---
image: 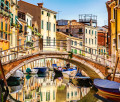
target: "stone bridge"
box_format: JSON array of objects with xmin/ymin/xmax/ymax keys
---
[
  {"xmin": 0, "ymin": 39, "xmax": 112, "ymax": 85},
  {"xmin": 2, "ymin": 51, "xmax": 108, "ymax": 80}
]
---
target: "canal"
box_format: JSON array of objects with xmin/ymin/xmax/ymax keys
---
[{"xmin": 0, "ymin": 71, "xmax": 116, "ymax": 102}]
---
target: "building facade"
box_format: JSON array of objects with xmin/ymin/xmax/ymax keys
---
[
  {"xmin": 0, "ymin": 0, "xmax": 11, "ymax": 51},
  {"xmin": 106, "ymin": 0, "xmax": 120, "ymax": 72}
]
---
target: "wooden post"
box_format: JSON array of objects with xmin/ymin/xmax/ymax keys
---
[
  {"xmin": 112, "ymin": 56, "xmax": 119, "ymax": 81},
  {"xmin": 0, "ymin": 60, "xmax": 7, "ymax": 86}
]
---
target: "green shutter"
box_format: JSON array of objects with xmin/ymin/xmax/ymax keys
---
[
  {"xmin": 67, "ymin": 93, "xmax": 69, "ymax": 98},
  {"xmin": 5, "ymin": 24, "xmax": 7, "ymax": 31},
  {"xmin": 15, "ymin": 16, "xmax": 18, "ymax": 25},
  {"xmin": 1, "ymin": 22, "xmax": 3, "ymax": 30},
  {"xmin": 53, "ymin": 91, "xmax": 55, "ymax": 100},
  {"xmin": 41, "ymin": 20, "xmax": 44, "ymax": 29},
  {"xmin": 47, "ymin": 22, "xmax": 48, "ymax": 30}
]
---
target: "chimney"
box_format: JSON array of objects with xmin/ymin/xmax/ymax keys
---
[{"xmin": 37, "ymin": 3, "xmax": 43, "ymax": 8}]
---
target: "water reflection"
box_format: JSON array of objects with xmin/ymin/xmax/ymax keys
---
[{"xmin": 6, "ymin": 71, "xmax": 93, "ymax": 102}]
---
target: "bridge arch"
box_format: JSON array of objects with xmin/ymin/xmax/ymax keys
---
[{"xmin": 4, "ymin": 51, "xmax": 105, "ymax": 79}]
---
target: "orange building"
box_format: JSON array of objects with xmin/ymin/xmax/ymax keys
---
[{"xmin": 0, "ymin": 0, "xmax": 11, "ymax": 51}]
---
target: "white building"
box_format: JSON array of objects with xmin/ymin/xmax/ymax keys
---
[
  {"xmin": 85, "ymin": 26, "xmax": 98, "ymax": 59},
  {"xmin": 26, "ymin": 13, "xmax": 33, "ymax": 42}
]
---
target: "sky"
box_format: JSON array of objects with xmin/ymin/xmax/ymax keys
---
[{"xmin": 22, "ymin": 0, "xmax": 108, "ymax": 26}]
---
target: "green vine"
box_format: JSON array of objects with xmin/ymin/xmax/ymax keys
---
[{"xmin": 68, "ymin": 51, "xmax": 73, "ymax": 58}]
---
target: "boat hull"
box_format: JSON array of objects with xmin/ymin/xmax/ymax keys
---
[{"xmin": 94, "ymin": 79, "xmax": 120, "ymax": 96}]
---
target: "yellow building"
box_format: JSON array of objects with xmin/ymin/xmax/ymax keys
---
[
  {"xmin": 10, "ymin": 0, "xmax": 19, "ymax": 49},
  {"xmin": 106, "ymin": 0, "xmax": 120, "ymax": 72},
  {"xmin": 0, "ymin": 0, "xmax": 11, "ymax": 51}
]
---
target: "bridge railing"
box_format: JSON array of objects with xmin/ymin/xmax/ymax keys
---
[
  {"xmin": 42, "ymin": 38, "xmax": 114, "ymax": 68},
  {"xmin": 0, "ymin": 39, "xmax": 41, "ymax": 63},
  {"xmin": 0, "ymin": 38, "xmax": 114, "ymax": 69}
]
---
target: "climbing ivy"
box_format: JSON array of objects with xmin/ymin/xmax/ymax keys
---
[{"xmin": 68, "ymin": 51, "xmax": 73, "ymax": 58}]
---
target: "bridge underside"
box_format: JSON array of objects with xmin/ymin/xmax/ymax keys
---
[{"xmin": 1, "ymin": 51, "xmax": 106, "ymax": 79}]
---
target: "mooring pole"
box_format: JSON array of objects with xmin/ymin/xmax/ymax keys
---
[{"xmin": 0, "ymin": 60, "xmax": 7, "ymax": 87}]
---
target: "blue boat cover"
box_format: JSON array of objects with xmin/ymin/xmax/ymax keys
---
[
  {"xmin": 52, "ymin": 64, "xmax": 57, "ymax": 67},
  {"xmin": 94, "ymin": 79, "xmax": 120, "ymax": 90}
]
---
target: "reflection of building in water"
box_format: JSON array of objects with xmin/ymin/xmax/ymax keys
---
[
  {"xmin": 9, "ymin": 74, "xmax": 57, "ymax": 102},
  {"xmin": 66, "ymin": 84, "xmax": 90, "ymax": 101}
]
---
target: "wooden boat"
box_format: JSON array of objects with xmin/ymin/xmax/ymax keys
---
[
  {"xmin": 62, "ymin": 67, "xmax": 77, "ymax": 78},
  {"xmin": 94, "ymin": 79, "xmax": 120, "ymax": 97}
]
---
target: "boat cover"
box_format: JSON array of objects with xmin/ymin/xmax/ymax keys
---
[{"xmin": 94, "ymin": 79, "xmax": 120, "ymax": 90}]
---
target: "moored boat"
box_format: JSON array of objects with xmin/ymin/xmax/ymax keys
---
[
  {"xmin": 34, "ymin": 67, "xmax": 47, "ymax": 73},
  {"xmin": 94, "ymin": 79, "xmax": 120, "ymax": 96}
]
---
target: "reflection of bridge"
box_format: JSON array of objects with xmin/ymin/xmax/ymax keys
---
[{"xmin": 0, "ymin": 38, "xmax": 113, "ymax": 84}]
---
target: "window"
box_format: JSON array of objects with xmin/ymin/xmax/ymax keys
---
[
  {"xmin": 40, "ymin": 92, "xmax": 43, "ymax": 101},
  {"xmin": 79, "ymin": 50, "xmax": 82, "ymax": 54},
  {"xmin": 89, "ymin": 30, "xmax": 91, "ymax": 34},
  {"xmin": 54, "ymin": 24, "xmax": 55, "ymax": 32},
  {"xmin": 92, "ymin": 30, "xmax": 93, "ymax": 35},
  {"xmin": 75, "ymin": 92, "xmax": 77, "ymax": 96},
  {"xmin": 6, "ymin": 1, "xmax": 9, "ymax": 10},
  {"xmin": 101, "ymin": 49, "xmax": 103, "ymax": 54},
  {"xmin": 86, "ymin": 38, "xmax": 87, "ymax": 43},
  {"xmin": 1, "ymin": 32, "xmax": 3, "ymax": 38},
  {"xmin": 71, "ymin": 92, "xmax": 73, "ymax": 97},
  {"xmin": 95, "ymin": 39, "xmax": 96, "ymax": 45},
  {"xmin": 71, "ymin": 41, "xmax": 73, "ymax": 45},
  {"xmin": 42, "ymin": 11, "xmax": 44, "ymax": 15},
  {"xmin": 49, "ymin": 22, "xmax": 51, "ymax": 30},
  {"xmin": 92, "ymin": 39, "xmax": 93, "ymax": 44},
  {"xmin": 1, "ymin": 22, "xmax": 3, "ymax": 30},
  {"xmin": 80, "ymin": 42, "xmax": 82, "ymax": 46},
  {"xmin": 1, "ymin": 0, "xmax": 4, "ymax": 8},
  {"xmin": 47, "ymin": 13, "xmax": 50, "ymax": 17},
  {"xmin": 5, "ymin": 24, "xmax": 7, "ymax": 31},
  {"xmin": 5, "ymin": 33, "xmax": 7, "ymax": 40},
  {"xmin": 54, "ymin": 38, "xmax": 55, "ymax": 46},
  {"xmin": 74, "ymin": 41, "xmax": 77, "ymax": 46},
  {"xmin": 89, "ymin": 38, "xmax": 90, "ymax": 44},
  {"xmin": 30, "ymin": 20, "xmax": 32, "ymax": 26},
  {"xmin": 99, "ymin": 49, "xmax": 100, "ymax": 54},
  {"xmin": 104, "ymin": 49, "xmax": 105, "ymax": 55},
  {"xmin": 79, "ymin": 28, "xmax": 82, "ymax": 33},
  {"xmin": 53, "ymin": 91, "xmax": 55, "ymax": 100},
  {"xmin": 86, "ymin": 29, "xmax": 87, "ymax": 34},
  {"xmin": 15, "ymin": 16, "xmax": 18, "ymax": 25},
  {"xmin": 95, "ymin": 31, "xmax": 97, "ymax": 36},
  {"xmin": 47, "ymin": 22, "xmax": 48, "ymax": 30},
  {"xmin": 89, "ymin": 48, "xmax": 91, "ymax": 54},
  {"xmin": 41, "ymin": 20, "xmax": 44, "ymax": 29},
  {"xmin": 113, "ymin": 8, "xmax": 115, "ymax": 19},
  {"xmin": 54, "ymin": 15, "xmax": 56, "ymax": 19},
  {"xmin": 74, "ymin": 49, "xmax": 77, "ymax": 54},
  {"xmin": 86, "ymin": 48, "xmax": 87, "ymax": 52},
  {"xmin": 67, "ymin": 93, "xmax": 69, "ymax": 99},
  {"xmin": 27, "ymin": 19, "xmax": 28, "ymax": 25}
]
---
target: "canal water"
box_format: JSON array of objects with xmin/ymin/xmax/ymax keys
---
[{"xmin": 1, "ymin": 71, "xmax": 115, "ymax": 102}]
